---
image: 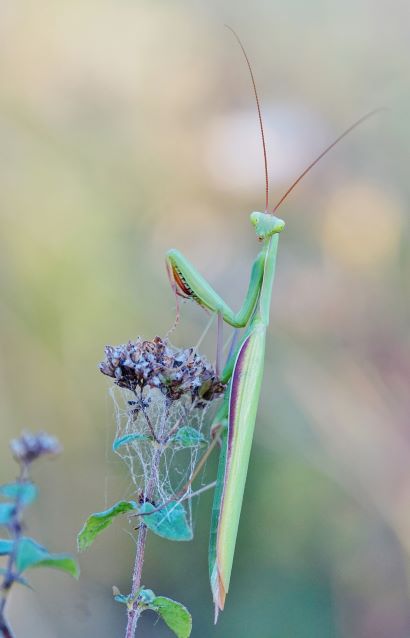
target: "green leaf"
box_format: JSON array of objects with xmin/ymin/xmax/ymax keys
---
[
  {"xmin": 170, "ymin": 427, "xmax": 207, "ymax": 448},
  {"xmin": 0, "ymin": 539, "xmax": 13, "ymax": 555},
  {"xmin": 138, "ymin": 502, "xmax": 192, "ymax": 541},
  {"xmin": 77, "ymin": 500, "xmax": 137, "ymax": 551},
  {"xmin": 15, "ymin": 537, "xmax": 79, "ymax": 578},
  {"xmin": 0, "ymin": 482, "xmax": 37, "ymax": 506},
  {"xmin": 0, "ymin": 503, "xmax": 15, "ymax": 525},
  {"xmin": 113, "ymin": 433, "xmax": 151, "ymax": 451},
  {"xmin": 150, "ymin": 596, "xmax": 192, "ymax": 638}
]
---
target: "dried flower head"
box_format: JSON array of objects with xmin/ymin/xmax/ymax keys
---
[
  {"xmin": 10, "ymin": 431, "xmax": 62, "ymax": 465},
  {"xmin": 100, "ymin": 336, "xmax": 225, "ymax": 405}
]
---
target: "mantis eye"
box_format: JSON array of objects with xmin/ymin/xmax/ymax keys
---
[{"xmin": 250, "ymin": 211, "xmax": 285, "ymax": 240}]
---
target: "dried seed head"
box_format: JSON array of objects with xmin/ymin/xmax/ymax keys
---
[
  {"xmin": 10, "ymin": 431, "xmax": 62, "ymax": 465},
  {"xmin": 100, "ymin": 336, "xmax": 225, "ymax": 405}
]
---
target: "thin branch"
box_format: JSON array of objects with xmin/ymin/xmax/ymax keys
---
[
  {"xmin": 125, "ymin": 439, "xmax": 163, "ymax": 638},
  {"xmin": 0, "ymin": 466, "xmax": 26, "ymax": 638},
  {"xmin": 142, "ymin": 410, "xmax": 159, "ymax": 444},
  {"xmin": 180, "ymin": 481, "xmax": 216, "ymax": 501},
  {"xmin": 125, "ymin": 524, "xmax": 148, "ymax": 638},
  {"xmin": 0, "ymin": 619, "xmax": 15, "ymax": 638}
]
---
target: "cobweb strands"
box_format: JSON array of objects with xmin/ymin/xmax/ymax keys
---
[{"xmin": 100, "ymin": 337, "xmax": 225, "ymax": 535}]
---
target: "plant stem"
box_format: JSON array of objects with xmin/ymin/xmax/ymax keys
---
[
  {"xmin": 0, "ymin": 618, "xmax": 15, "ymax": 638},
  {"xmin": 0, "ymin": 467, "xmax": 26, "ymax": 638},
  {"xmin": 125, "ymin": 438, "xmax": 163, "ymax": 638},
  {"xmin": 125, "ymin": 523, "xmax": 148, "ymax": 638}
]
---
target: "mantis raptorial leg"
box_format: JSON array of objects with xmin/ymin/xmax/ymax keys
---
[{"xmin": 166, "ymin": 27, "xmax": 383, "ymax": 622}]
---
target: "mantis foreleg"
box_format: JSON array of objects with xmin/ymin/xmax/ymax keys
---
[{"xmin": 166, "ymin": 248, "xmax": 265, "ymax": 328}]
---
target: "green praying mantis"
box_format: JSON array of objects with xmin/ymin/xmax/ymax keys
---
[{"xmin": 166, "ymin": 29, "xmax": 382, "ymax": 622}]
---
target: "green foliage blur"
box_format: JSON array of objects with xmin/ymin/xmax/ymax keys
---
[{"xmin": 0, "ymin": 1, "xmax": 409, "ymax": 636}]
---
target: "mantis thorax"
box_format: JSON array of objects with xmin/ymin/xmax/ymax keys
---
[{"xmin": 250, "ymin": 211, "xmax": 285, "ymax": 241}]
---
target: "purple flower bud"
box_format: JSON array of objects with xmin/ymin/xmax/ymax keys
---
[{"xmin": 10, "ymin": 431, "xmax": 62, "ymax": 465}]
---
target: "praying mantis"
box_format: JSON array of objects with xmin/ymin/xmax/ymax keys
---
[{"xmin": 166, "ymin": 28, "xmax": 382, "ymax": 622}]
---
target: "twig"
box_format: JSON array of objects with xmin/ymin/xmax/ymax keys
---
[
  {"xmin": 125, "ymin": 439, "xmax": 163, "ymax": 637},
  {"xmin": 161, "ymin": 414, "xmax": 184, "ymax": 446},
  {"xmin": 0, "ymin": 467, "xmax": 26, "ymax": 638},
  {"xmin": 141, "ymin": 408, "xmax": 160, "ymax": 444},
  {"xmin": 180, "ymin": 481, "xmax": 216, "ymax": 501},
  {"xmin": 0, "ymin": 619, "xmax": 15, "ymax": 638},
  {"xmin": 125, "ymin": 523, "xmax": 148, "ymax": 638}
]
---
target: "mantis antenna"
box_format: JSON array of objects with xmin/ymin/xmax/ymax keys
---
[
  {"xmin": 226, "ymin": 26, "xmax": 385, "ymax": 217},
  {"xmin": 272, "ymin": 107, "xmax": 387, "ymax": 213},
  {"xmin": 225, "ymin": 25, "xmax": 270, "ymax": 212}
]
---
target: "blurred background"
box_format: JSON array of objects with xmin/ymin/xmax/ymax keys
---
[{"xmin": 0, "ymin": 1, "xmax": 409, "ymax": 636}]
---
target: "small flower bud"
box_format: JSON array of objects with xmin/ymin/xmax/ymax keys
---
[{"xmin": 10, "ymin": 431, "xmax": 62, "ymax": 465}]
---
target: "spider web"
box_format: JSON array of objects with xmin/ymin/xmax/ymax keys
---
[{"xmin": 110, "ymin": 384, "xmax": 216, "ymax": 534}]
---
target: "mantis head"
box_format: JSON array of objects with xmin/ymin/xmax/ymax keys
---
[{"xmin": 250, "ymin": 212, "xmax": 285, "ymax": 241}]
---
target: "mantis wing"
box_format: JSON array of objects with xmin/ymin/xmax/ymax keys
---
[{"xmin": 209, "ymin": 322, "xmax": 266, "ymax": 620}]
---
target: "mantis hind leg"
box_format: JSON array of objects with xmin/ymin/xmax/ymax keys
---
[{"xmin": 215, "ymin": 312, "xmax": 224, "ymax": 378}]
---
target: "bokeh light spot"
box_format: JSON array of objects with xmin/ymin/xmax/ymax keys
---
[{"xmin": 322, "ymin": 183, "xmax": 402, "ymax": 270}]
